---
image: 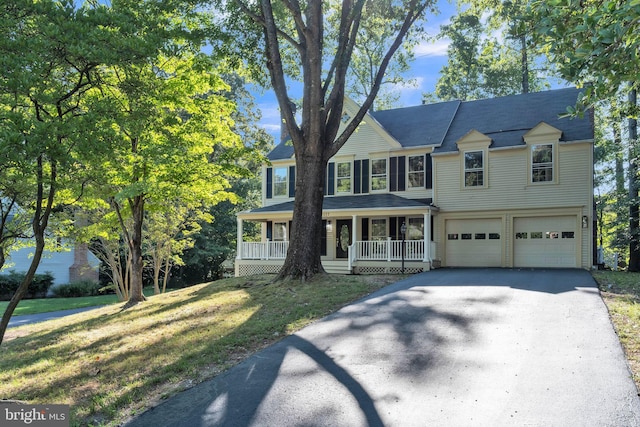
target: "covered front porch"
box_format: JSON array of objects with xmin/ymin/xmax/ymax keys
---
[{"xmin": 235, "ymin": 194, "xmax": 439, "ymax": 276}]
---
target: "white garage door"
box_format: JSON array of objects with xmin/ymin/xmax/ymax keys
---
[
  {"xmin": 445, "ymin": 219, "xmax": 502, "ymax": 267},
  {"xmin": 513, "ymin": 216, "xmax": 577, "ymax": 268}
]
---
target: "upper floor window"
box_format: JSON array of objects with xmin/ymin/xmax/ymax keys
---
[
  {"xmin": 408, "ymin": 155, "xmax": 425, "ymax": 188},
  {"xmin": 532, "ymin": 144, "xmax": 553, "ymax": 182},
  {"xmin": 371, "ymin": 159, "xmax": 387, "ymax": 191},
  {"xmin": 273, "ymin": 167, "xmax": 288, "ymax": 196},
  {"xmin": 464, "ymin": 151, "xmax": 484, "ymax": 187},
  {"xmin": 336, "ymin": 162, "xmax": 352, "ymax": 193}
]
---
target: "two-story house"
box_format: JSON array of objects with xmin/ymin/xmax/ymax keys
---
[{"xmin": 235, "ymin": 88, "xmax": 594, "ymax": 276}]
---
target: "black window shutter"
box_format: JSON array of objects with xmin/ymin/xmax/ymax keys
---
[
  {"xmin": 390, "ymin": 157, "xmax": 398, "ymax": 192},
  {"xmin": 425, "ymin": 154, "xmax": 433, "ymax": 189},
  {"xmin": 361, "ymin": 159, "xmax": 369, "ymax": 193},
  {"xmin": 430, "ymin": 214, "xmax": 434, "ymax": 241},
  {"xmin": 398, "ymin": 156, "xmax": 406, "ymax": 191},
  {"xmin": 327, "ymin": 162, "xmax": 335, "ymax": 195},
  {"xmin": 266, "ymin": 221, "xmax": 273, "ymax": 240},
  {"xmin": 266, "ymin": 167, "xmax": 273, "ymax": 199},
  {"xmin": 361, "ymin": 218, "xmax": 369, "ymax": 241},
  {"xmin": 354, "ymin": 160, "xmax": 362, "ymax": 194},
  {"xmin": 288, "ymin": 166, "xmax": 296, "ymax": 197},
  {"xmin": 321, "ymin": 220, "xmax": 327, "ymax": 256},
  {"xmin": 390, "ymin": 217, "xmax": 397, "ymax": 239}
]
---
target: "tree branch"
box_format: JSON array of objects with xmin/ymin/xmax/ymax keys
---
[{"xmin": 329, "ymin": 0, "xmax": 430, "ymax": 157}]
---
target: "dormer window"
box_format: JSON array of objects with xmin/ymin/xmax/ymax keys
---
[
  {"xmin": 464, "ymin": 151, "xmax": 484, "ymax": 187},
  {"xmin": 532, "ymin": 144, "xmax": 553, "ymax": 182}
]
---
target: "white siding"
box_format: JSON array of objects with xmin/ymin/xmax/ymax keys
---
[
  {"xmin": 435, "ymin": 143, "xmax": 592, "ymax": 212},
  {"xmin": 2, "ymin": 244, "xmax": 100, "ymax": 285},
  {"xmin": 333, "ymin": 120, "xmax": 398, "ymax": 159},
  {"xmin": 433, "ymin": 142, "xmax": 593, "ymax": 268}
]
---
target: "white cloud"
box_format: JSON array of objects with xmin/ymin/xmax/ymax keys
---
[
  {"xmin": 260, "ymin": 123, "xmax": 281, "ymax": 133},
  {"xmin": 415, "ymin": 39, "xmax": 450, "ymax": 58}
]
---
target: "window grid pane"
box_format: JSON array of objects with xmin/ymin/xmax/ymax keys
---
[
  {"xmin": 408, "ymin": 217, "xmax": 424, "ymax": 240},
  {"xmin": 273, "ymin": 167, "xmax": 287, "ymax": 196},
  {"xmin": 464, "ymin": 151, "xmax": 484, "ymax": 187},
  {"xmin": 371, "ymin": 219, "xmax": 387, "ymax": 240},
  {"xmin": 408, "ymin": 155, "xmax": 425, "ymax": 188},
  {"xmin": 371, "ymin": 159, "xmax": 387, "ymax": 191},
  {"xmin": 532, "ymin": 144, "xmax": 553, "ymax": 182},
  {"xmin": 336, "ymin": 162, "xmax": 351, "ymax": 193}
]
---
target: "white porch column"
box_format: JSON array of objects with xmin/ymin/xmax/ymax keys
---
[
  {"xmin": 352, "ymin": 214, "xmax": 358, "ymax": 259},
  {"xmin": 423, "ymin": 211, "xmax": 431, "ymax": 263},
  {"xmin": 236, "ymin": 217, "xmax": 243, "ymax": 260}
]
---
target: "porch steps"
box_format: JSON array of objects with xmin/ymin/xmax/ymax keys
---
[{"xmin": 322, "ymin": 261, "xmax": 352, "ymax": 275}]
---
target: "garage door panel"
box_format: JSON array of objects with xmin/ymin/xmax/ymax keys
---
[
  {"xmin": 514, "ymin": 217, "xmax": 577, "ymax": 268},
  {"xmin": 446, "ymin": 219, "xmax": 502, "ymax": 267}
]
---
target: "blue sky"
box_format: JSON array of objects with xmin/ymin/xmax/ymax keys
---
[{"xmin": 255, "ymin": 0, "xmax": 458, "ymax": 139}]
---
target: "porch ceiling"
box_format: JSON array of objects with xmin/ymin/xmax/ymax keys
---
[{"xmin": 239, "ymin": 194, "xmax": 434, "ymax": 220}]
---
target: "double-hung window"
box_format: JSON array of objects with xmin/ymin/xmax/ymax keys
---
[
  {"xmin": 336, "ymin": 162, "xmax": 352, "ymax": 193},
  {"xmin": 408, "ymin": 155, "xmax": 425, "ymax": 188},
  {"xmin": 371, "ymin": 219, "xmax": 387, "ymax": 241},
  {"xmin": 273, "ymin": 167, "xmax": 288, "ymax": 196},
  {"xmin": 532, "ymin": 144, "xmax": 553, "ymax": 182},
  {"xmin": 273, "ymin": 222, "xmax": 288, "ymax": 241},
  {"xmin": 464, "ymin": 151, "xmax": 484, "ymax": 187},
  {"xmin": 371, "ymin": 159, "xmax": 387, "ymax": 191},
  {"xmin": 407, "ymin": 217, "xmax": 424, "ymax": 240}
]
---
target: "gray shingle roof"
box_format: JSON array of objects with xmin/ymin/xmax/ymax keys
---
[
  {"xmin": 267, "ymin": 139, "xmax": 294, "ymax": 160},
  {"xmin": 265, "ymin": 87, "xmax": 593, "ymax": 159},
  {"xmin": 249, "ymin": 194, "xmax": 433, "ymax": 214},
  {"xmin": 434, "ymin": 87, "xmax": 593, "ymax": 153},
  {"xmin": 370, "ymin": 100, "xmax": 461, "ymax": 147}
]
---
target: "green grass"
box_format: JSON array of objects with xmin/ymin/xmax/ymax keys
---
[
  {"xmin": 0, "ymin": 274, "xmax": 397, "ymax": 427},
  {"xmin": 0, "ymin": 294, "xmax": 120, "ymax": 316},
  {"xmin": 591, "ymin": 270, "xmax": 640, "ymax": 390},
  {"xmin": 0, "ymin": 287, "xmax": 161, "ymax": 316}
]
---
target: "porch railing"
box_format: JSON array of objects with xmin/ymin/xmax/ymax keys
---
[
  {"xmin": 240, "ymin": 239, "xmax": 424, "ymax": 261},
  {"xmin": 354, "ymin": 238, "xmax": 424, "ymax": 261},
  {"xmin": 240, "ymin": 241, "xmax": 288, "ymax": 259}
]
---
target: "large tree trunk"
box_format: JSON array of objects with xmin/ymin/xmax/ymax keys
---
[
  {"xmin": 0, "ymin": 156, "xmax": 54, "ymax": 345},
  {"xmin": 0, "ymin": 235, "xmax": 45, "ymax": 345},
  {"xmin": 127, "ymin": 194, "xmax": 147, "ymax": 305},
  {"xmin": 277, "ymin": 150, "xmax": 328, "ymax": 281},
  {"xmin": 628, "ymin": 88, "xmax": 640, "ymax": 271}
]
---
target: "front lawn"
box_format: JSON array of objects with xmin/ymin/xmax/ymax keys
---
[
  {"xmin": 0, "ymin": 294, "xmax": 120, "ymax": 316},
  {"xmin": 591, "ymin": 270, "xmax": 640, "ymax": 391},
  {"xmin": 0, "ymin": 274, "xmax": 396, "ymax": 426},
  {"xmin": 1, "ymin": 287, "xmax": 163, "ymax": 316}
]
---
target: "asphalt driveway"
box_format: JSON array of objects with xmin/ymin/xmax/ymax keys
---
[{"xmin": 126, "ymin": 268, "xmax": 640, "ymax": 427}]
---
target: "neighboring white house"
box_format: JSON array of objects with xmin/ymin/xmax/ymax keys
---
[
  {"xmin": 2, "ymin": 242, "xmax": 100, "ymax": 285},
  {"xmin": 235, "ymin": 88, "xmax": 595, "ymax": 276}
]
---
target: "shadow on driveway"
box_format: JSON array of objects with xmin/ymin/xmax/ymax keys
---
[{"xmin": 126, "ymin": 268, "xmax": 640, "ymax": 427}]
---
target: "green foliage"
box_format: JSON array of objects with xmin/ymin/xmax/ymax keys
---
[
  {"xmin": 0, "ymin": 272, "xmax": 54, "ymax": 301},
  {"xmin": 429, "ymin": 3, "xmax": 550, "ymax": 102},
  {"xmin": 51, "ymin": 280, "xmax": 103, "ymax": 298},
  {"xmin": 338, "ymin": 1, "xmax": 430, "ymax": 110},
  {"xmin": 532, "ymin": 0, "xmax": 640, "ymax": 107}
]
